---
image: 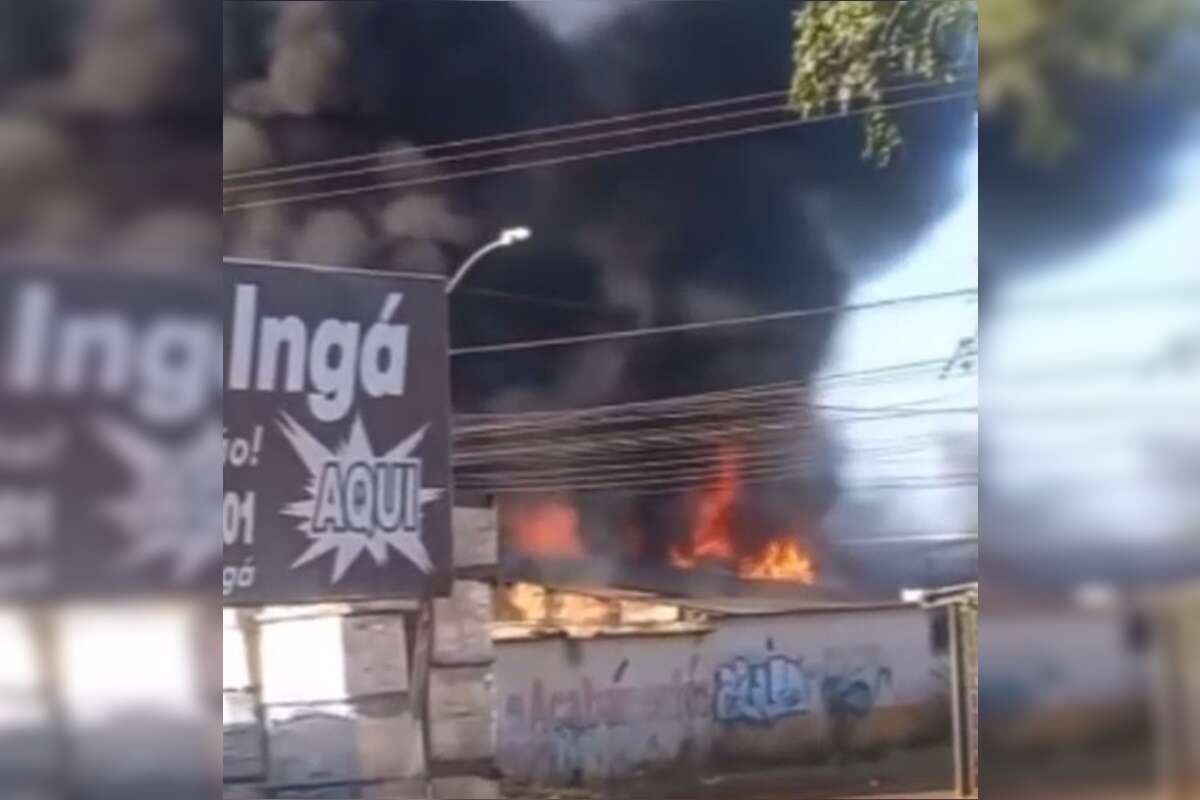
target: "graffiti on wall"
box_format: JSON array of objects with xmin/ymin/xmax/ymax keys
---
[
  {"xmin": 713, "ymin": 645, "xmax": 894, "ymax": 726},
  {"xmin": 821, "ymin": 664, "xmax": 894, "ymax": 721},
  {"xmin": 980, "ymin": 659, "xmax": 1063, "ymax": 721},
  {"xmin": 503, "ymin": 671, "xmax": 711, "ymax": 730},
  {"xmin": 498, "ymin": 667, "xmax": 710, "ymax": 783},
  {"xmin": 498, "ymin": 643, "xmax": 907, "ymax": 784},
  {"xmin": 713, "ymin": 655, "xmax": 811, "ymax": 724}
]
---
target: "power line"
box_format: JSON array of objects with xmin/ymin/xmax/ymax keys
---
[
  {"xmin": 224, "ymin": 78, "xmax": 962, "ymax": 194},
  {"xmin": 226, "ymin": 98, "xmax": 793, "ymax": 194},
  {"xmin": 456, "ymin": 384, "xmax": 908, "ymax": 431},
  {"xmin": 455, "ymin": 367, "xmax": 973, "ymax": 455},
  {"xmin": 461, "ymin": 467, "xmax": 977, "ymax": 495},
  {"xmin": 454, "ymin": 369, "xmax": 962, "ymax": 441},
  {"xmin": 454, "ymin": 384, "xmax": 978, "ymax": 492},
  {"xmin": 455, "ymin": 432, "xmax": 941, "ymax": 466},
  {"xmin": 458, "ymin": 447, "xmax": 824, "ymax": 483},
  {"xmin": 458, "ymin": 406, "xmax": 814, "ymax": 440},
  {"xmin": 834, "ymin": 533, "xmax": 978, "ymax": 546},
  {"xmin": 458, "ymin": 443, "xmax": 950, "ymax": 479},
  {"xmin": 456, "ymin": 421, "xmax": 941, "ymax": 464},
  {"xmin": 456, "ymin": 286, "xmax": 618, "ymax": 315},
  {"xmin": 455, "ymin": 360, "xmax": 953, "ymax": 425},
  {"xmin": 226, "ymin": 76, "xmax": 967, "ymax": 181},
  {"xmin": 456, "ymin": 411, "xmax": 971, "ymax": 473},
  {"xmin": 223, "ymin": 89, "xmax": 977, "ymax": 212},
  {"xmin": 454, "ymin": 407, "xmax": 974, "ymax": 450},
  {"xmin": 457, "ymin": 405, "xmax": 971, "ymax": 450},
  {"xmin": 223, "ymin": 86, "xmax": 796, "ymax": 180},
  {"xmin": 450, "ymin": 287, "xmax": 978, "ymax": 356},
  {"xmin": 455, "ymin": 449, "xmax": 963, "ymax": 486}
]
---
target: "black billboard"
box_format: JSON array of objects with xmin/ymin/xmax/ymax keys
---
[
  {"xmin": 222, "ymin": 259, "xmax": 453, "ymax": 605},
  {"xmin": 0, "ymin": 266, "xmax": 221, "ymax": 601}
]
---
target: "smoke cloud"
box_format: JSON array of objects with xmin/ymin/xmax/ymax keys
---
[{"xmin": 0, "ymin": 0, "xmax": 219, "ymax": 271}]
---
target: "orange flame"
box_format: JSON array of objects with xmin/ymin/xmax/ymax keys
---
[
  {"xmin": 670, "ymin": 446, "xmax": 738, "ymax": 569},
  {"xmin": 739, "ymin": 539, "xmax": 815, "ymax": 582},
  {"xmin": 507, "ymin": 500, "xmax": 584, "ymax": 560},
  {"xmin": 670, "ymin": 445, "xmax": 815, "ymax": 583}
]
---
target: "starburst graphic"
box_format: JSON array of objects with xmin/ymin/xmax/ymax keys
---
[
  {"xmin": 93, "ymin": 415, "xmax": 223, "ymax": 582},
  {"xmin": 278, "ymin": 412, "xmax": 444, "ymax": 583}
]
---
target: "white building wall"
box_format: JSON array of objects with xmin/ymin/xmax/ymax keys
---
[
  {"xmin": 495, "ymin": 631, "xmax": 713, "ymax": 785},
  {"xmin": 705, "ymin": 608, "xmax": 948, "ymax": 763},
  {"xmin": 981, "ymin": 610, "xmax": 1147, "ymax": 709},
  {"xmin": 494, "ymin": 605, "xmax": 951, "ymax": 787},
  {"xmin": 980, "ymin": 608, "xmax": 1151, "ymax": 751}
]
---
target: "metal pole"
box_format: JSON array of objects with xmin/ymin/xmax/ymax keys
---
[
  {"xmin": 964, "ymin": 600, "xmax": 979, "ymax": 798},
  {"xmin": 1153, "ymin": 599, "xmax": 1196, "ymax": 800},
  {"xmin": 446, "ymin": 240, "xmax": 505, "ymax": 295},
  {"xmin": 238, "ymin": 609, "xmax": 271, "ymax": 788},
  {"xmin": 948, "ymin": 599, "xmax": 978, "ymax": 798},
  {"xmin": 30, "ymin": 609, "xmax": 70, "ymax": 799},
  {"xmin": 446, "ymin": 228, "xmax": 531, "ymax": 295},
  {"xmin": 948, "ymin": 603, "xmax": 966, "ymax": 797}
]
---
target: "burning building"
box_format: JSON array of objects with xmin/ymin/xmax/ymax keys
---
[
  {"xmin": 492, "ymin": 444, "xmax": 822, "ymax": 594},
  {"xmin": 454, "ymin": 378, "xmax": 850, "ymax": 599},
  {"xmin": 220, "ymin": 9, "xmax": 980, "ymax": 791}
]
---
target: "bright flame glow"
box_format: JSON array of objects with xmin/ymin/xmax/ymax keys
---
[
  {"xmin": 670, "ymin": 446, "xmax": 739, "ymax": 568},
  {"xmin": 670, "ymin": 445, "xmax": 816, "ymax": 583},
  {"xmin": 504, "ymin": 582, "xmax": 549, "ymax": 620},
  {"xmin": 507, "ymin": 499, "xmax": 585, "ymax": 560},
  {"xmin": 739, "ymin": 538, "xmax": 816, "ymax": 582},
  {"xmin": 499, "ymin": 582, "xmax": 682, "ymax": 628}
]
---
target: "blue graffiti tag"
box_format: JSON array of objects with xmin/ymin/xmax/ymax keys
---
[
  {"xmin": 820, "ymin": 666, "xmax": 893, "ymax": 721},
  {"xmin": 713, "ymin": 655, "xmax": 811, "ymax": 724}
]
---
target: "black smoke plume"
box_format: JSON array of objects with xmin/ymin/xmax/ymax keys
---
[{"xmin": 0, "ymin": 0, "xmax": 220, "ymax": 272}]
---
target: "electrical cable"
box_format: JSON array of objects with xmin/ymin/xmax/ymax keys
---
[
  {"xmin": 450, "ymin": 287, "xmax": 978, "ymax": 357},
  {"xmin": 223, "ymin": 89, "xmax": 977, "ymax": 212},
  {"xmin": 224, "ymin": 78, "xmax": 966, "ymax": 194}
]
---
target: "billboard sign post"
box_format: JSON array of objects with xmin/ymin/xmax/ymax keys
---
[{"xmin": 222, "ymin": 259, "xmax": 453, "ymax": 605}]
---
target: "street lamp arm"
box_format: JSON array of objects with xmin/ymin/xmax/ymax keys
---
[
  {"xmin": 447, "ymin": 240, "xmax": 504, "ymax": 294},
  {"xmin": 446, "ymin": 226, "xmax": 532, "ymax": 295}
]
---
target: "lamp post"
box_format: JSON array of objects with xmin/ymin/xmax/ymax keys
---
[{"xmin": 446, "ymin": 227, "xmax": 532, "ymax": 294}]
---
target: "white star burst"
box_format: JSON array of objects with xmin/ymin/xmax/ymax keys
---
[
  {"xmin": 278, "ymin": 413, "xmax": 444, "ymax": 584},
  {"xmin": 93, "ymin": 416, "xmax": 223, "ymax": 582}
]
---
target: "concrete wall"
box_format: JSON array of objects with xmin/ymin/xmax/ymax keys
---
[
  {"xmin": 706, "ymin": 608, "xmax": 949, "ymax": 764},
  {"xmin": 980, "ymin": 608, "xmax": 1151, "ymax": 749},
  {"xmin": 222, "ymin": 506, "xmax": 503, "ymax": 799},
  {"xmin": 494, "ymin": 605, "xmax": 950, "ymax": 787},
  {"xmin": 426, "ymin": 504, "xmax": 503, "ymax": 800},
  {"xmin": 222, "ymin": 606, "xmax": 427, "ymax": 799},
  {"xmin": 496, "ymin": 630, "xmax": 712, "ymax": 785}
]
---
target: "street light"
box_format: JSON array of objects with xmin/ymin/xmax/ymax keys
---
[{"xmin": 446, "ymin": 226, "xmax": 532, "ymax": 294}]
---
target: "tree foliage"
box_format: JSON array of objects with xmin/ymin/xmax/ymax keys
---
[
  {"xmin": 791, "ymin": 0, "xmax": 975, "ymax": 166},
  {"xmin": 791, "ymin": 0, "xmax": 1197, "ymax": 166}
]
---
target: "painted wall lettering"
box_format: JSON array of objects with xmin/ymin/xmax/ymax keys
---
[
  {"xmin": 713, "ymin": 645, "xmax": 896, "ymax": 726},
  {"xmin": 504, "ymin": 672, "xmax": 710, "ymax": 731},
  {"xmin": 713, "ymin": 655, "xmax": 810, "ymax": 724}
]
